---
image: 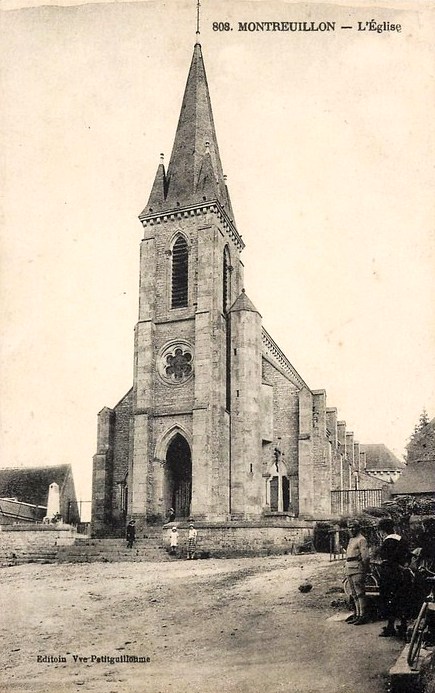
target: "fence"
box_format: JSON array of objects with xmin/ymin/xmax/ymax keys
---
[{"xmin": 331, "ymin": 488, "xmax": 384, "ymax": 516}]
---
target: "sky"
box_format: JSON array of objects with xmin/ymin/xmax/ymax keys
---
[{"xmin": 1, "ymin": 0, "xmax": 434, "ymax": 516}]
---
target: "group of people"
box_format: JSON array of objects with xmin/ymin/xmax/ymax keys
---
[
  {"xmin": 125, "ymin": 509, "xmax": 198, "ymax": 560},
  {"xmin": 345, "ymin": 517, "xmax": 435, "ymax": 638},
  {"xmin": 169, "ymin": 523, "xmax": 198, "ymax": 559},
  {"xmin": 168, "ymin": 508, "xmax": 198, "ymax": 558}
]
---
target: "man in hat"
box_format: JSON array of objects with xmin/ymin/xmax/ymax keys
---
[
  {"xmin": 126, "ymin": 519, "xmax": 136, "ymax": 549},
  {"xmin": 345, "ymin": 519, "xmax": 370, "ymax": 625}
]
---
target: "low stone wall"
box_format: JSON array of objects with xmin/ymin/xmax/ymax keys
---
[
  {"xmin": 162, "ymin": 520, "xmax": 315, "ymax": 557},
  {"xmin": 0, "ymin": 524, "xmax": 77, "ymax": 567}
]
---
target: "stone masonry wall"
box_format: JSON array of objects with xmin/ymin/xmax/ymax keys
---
[
  {"xmin": 162, "ymin": 521, "xmax": 314, "ymax": 557},
  {"xmin": 91, "ymin": 407, "xmax": 115, "ymax": 536},
  {"xmin": 327, "ymin": 408, "xmax": 343, "ymax": 491},
  {"xmin": 0, "ymin": 525, "xmax": 76, "ymax": 566},
  {"xmin": 129, "ymin": 210, "xmax": 244, "ymax": 526},
  {"xmin": 312, "ymin": 391, "xmax": 332, "ymax": 518},
  {"xmin": 230, "ymin": 307, "xmax": 262, "ymax": 518},
  {"xmin": 111, "ymin": 390, "xmax": 133, "ymax": 530},
  {"xmin": 298, "ymin": 387, "xmax": 314, "ymax": 517},
  {"xmin": 337, "ymin": 421, "xmax": 350, "ymax": 490},
  {"xmin": 261, "ymin": 357, "xmax": 300, "ymax": 514}
]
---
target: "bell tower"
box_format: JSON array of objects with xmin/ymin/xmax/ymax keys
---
[{"xmin": 129, "ymin": 42, "xmax": 245, "ymax": 526}]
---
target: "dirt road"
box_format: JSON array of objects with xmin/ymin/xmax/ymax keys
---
[{"xmin": 0, "ymin": 554, "xmax": 403, "ymax": 693}]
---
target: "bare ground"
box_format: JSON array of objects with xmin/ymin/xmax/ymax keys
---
[{"xmin": 0, "ymin": 554, "xmax": 404, "ymax": 693}]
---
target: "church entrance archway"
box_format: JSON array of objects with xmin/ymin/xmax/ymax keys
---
[{"xmin": 165, "ymin": 434, "xmax": 192, "ymax": 518}]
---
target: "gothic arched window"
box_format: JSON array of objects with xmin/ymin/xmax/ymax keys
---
[
  {"xmin": 171, "ymin": 235, "xmax": 188, "ymax": 309},
  {"xmin": 267, "ymin": 457, "xmax": 291, "ymax": 512}
]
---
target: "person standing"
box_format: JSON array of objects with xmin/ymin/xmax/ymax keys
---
[
  {"xmin": 345, "ymin": 519, "xmax": 370, "ymax": 625},
  {"xmin": 170, "ymin": 526, "xmax": 179, "ymax": 556},
  {"xmin": 126, "ymin": 519, "xmax": 136, "ymax": 549},
  {"xmin": 168, "ymin": 507, "xmax": 176, "ymax": 522},
  {"xmin": 187, "ymin": 523, "xmax": 198, "ymax": 560},
  {"xmin": 377, "ymin": 517, "xmax": 411, "ymax": 637}
]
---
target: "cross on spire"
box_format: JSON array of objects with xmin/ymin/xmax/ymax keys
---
[{"xmin": 196, "ymin": 0, "xmax": 201, "ymax": 40}]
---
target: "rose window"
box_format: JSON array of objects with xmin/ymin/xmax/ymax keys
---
[
  {"xmin": 158, "ymin": 342, "xmax": 194, "ymax": 385},
  {"xmin": 165, "ymin": 348, "xmax": 192, "ymax": 381}
]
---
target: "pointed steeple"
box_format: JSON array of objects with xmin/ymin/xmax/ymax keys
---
[
  {"xmin": 140, "ymin": 43, "xmax": 236, "ymax": 225},
  {"xmin": 146, "ymin": 153, "xmax": 166, "ymax": 214}
]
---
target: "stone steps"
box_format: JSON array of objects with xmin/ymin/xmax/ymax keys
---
[
  {"xmin": 57, "ymin": 548, "xmax": 167, "ymax": 557},
  {"xmin": 57, "ymin": 554, "xmax": 173, "ymax": 564},
  {"xmin": 0, "ymin": 531, "xmax": 178, "ymax": 567},
  {"xmin": 74, "ymin": 537, "xmax": 163, "ymax": 546},
  {"xmin": 56, "ymin": 536, "xmax": 174, "ymax": 564},
  {"xmin": 0, "ymin": 549, "xmax": 59, "ymax": 567}
]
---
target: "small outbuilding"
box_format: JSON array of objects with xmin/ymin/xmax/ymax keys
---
[
  {"xmin": 390, "ymin": 459, "xmax": 435, "ymax": 501},
  {"xmin": 0, "ymin": 464, "xmax": 80, "ymax": 525},
  {"xmin": 360, "ymin": 444, "xmax": 406, "ymax": 484}
]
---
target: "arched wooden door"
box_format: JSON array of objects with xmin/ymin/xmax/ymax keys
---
[{"xmin": 166, "ymin": 434, "xmax": 192, "ymax": 518}]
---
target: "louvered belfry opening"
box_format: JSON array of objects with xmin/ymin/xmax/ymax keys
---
[{"xmin": 171, "ymin": 236, "xmax": 188, "ymax": 308}]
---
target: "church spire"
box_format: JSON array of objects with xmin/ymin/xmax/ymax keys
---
[{"xmin": 140, "ymin": 43, "xmax": 236, "ymax": 225}]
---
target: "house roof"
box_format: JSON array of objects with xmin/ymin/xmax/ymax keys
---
[
  {"xmin": 360, "ymin": 444, "xmax": 406, "ymax": 471},
  {"xmin": 0, "ymin": 464, "xmax": 71, "ymax": 507},
  {"xmin": 391, "ymin": 459, "xmax": 435, "ymax": 495},
  {"xmin": 0, "ymin": 497, "xmax": 46, "ymax": 522}
]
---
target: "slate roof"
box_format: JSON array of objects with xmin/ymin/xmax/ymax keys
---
[
  {"xmin": 0, "ymin": 464, "xmax": 72, "ymax": 507},
  {"xmin": 228, "ymin": 289, "xmax": 261, "ymax": 315},
  {"xmin": 391, "ymin": 459, "xmax": 435, "ymax": 495},
  {"xmin": 360, "ymin": 444, "xmax": 406, "ymax": 471}
]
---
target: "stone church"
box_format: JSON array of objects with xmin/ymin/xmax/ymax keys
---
[{"xmin": 91, "ymin": 41, "xmax": 390, "ymax": 540}]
